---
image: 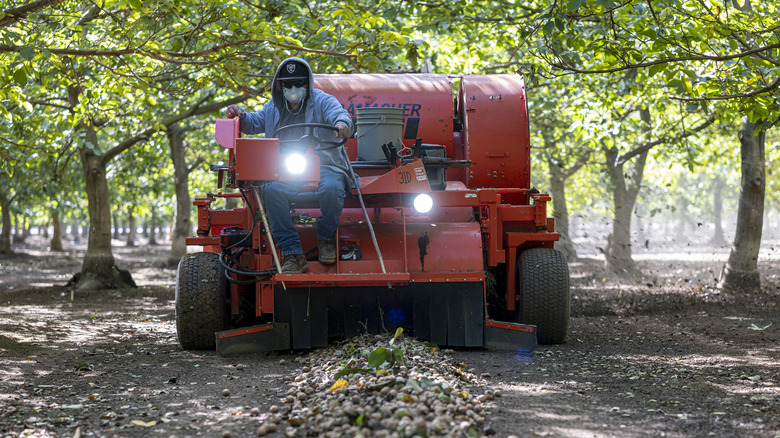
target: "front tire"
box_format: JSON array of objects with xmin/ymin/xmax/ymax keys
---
[
  {"xmin": 175, "ymin": 252, "xmax": 228, "ymax": 350},
  {"xmin": 515, "ymin": 248, "xmax": 570, "ymax": 344}
]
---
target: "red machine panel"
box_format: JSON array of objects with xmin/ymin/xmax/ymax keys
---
[
  {"xmin": 314, "ymin": 74, "xmax": 454, "ymax": 159},
  {"xmin": 234, "ymin": 138, "xmax": 320, "ymax": 182},
  {"xmin": 458, "ymin": 75, "xmax": 531, "ymax": 189}
]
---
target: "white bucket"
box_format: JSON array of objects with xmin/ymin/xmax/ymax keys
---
[{"xmin": 356, "ymin": 107, "xmax": 405, "ymax": 161}]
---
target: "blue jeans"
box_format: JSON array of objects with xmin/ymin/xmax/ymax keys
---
[{"xmin": 262, "ymin": 167, "xmax": 347, "ymax": 256}]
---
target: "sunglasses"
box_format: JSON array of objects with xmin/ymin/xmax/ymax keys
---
[{"xmin": 281, "ymin": 79, "xmax": 307, "ymax": 88}]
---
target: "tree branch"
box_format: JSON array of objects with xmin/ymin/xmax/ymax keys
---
[
  {"xmin": 187, "ymin": 157, "xmax": 205, "ymax": 176},
  {"xmin": 0, "ymin": 38, "xmax": 357, "ymax": 65},
  {"xmin": 562, "ymin": 148, "xmax": 592, "ymax": 179},
  {"xmin": 100, "ymin": 94, "xmax": 251, "ymax": 165},
  {"xmin": 671, "ymin": 76, "xmax": 780, "ymax": 101},
  {"xmin": 0, "ymin": 0, "xmax": 66, "ymax": 28},
  {"xmin": 616, "ymin": 115, "xmax": 716, "ymax": 165},
  {"xmin": 548, "ymin": 41, "xmax": 780, "ymax": 74}
]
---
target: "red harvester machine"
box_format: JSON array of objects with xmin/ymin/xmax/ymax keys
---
[{"xmin": 175, "ymin": 74, "xmax": 570, "ymax": 355}]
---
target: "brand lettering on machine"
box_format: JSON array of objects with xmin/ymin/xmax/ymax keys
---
[{"xmin": 343, "ymin": 102, "xmax": 423, "ymax": 140}]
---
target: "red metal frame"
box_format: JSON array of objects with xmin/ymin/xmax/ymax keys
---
[{"xmin": 187, "ymin": 74, "xmax": 559, "ymax": 323}]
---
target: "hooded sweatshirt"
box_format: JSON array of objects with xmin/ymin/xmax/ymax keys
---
[{"xmin": 238, "ymin": 57, "xmax": 355, "ymax": 187}]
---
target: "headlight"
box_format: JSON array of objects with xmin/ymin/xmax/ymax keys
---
[
  {"xmin": 413, "ymin": 193, "xmax": 433, "ymax": 214},
  {"xmin": 285, "ymin": 154, "xmax": 307, "ymax": 174}
]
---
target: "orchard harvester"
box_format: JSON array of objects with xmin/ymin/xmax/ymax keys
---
[{"xmin": 175, "ymin": 74, "xmax": 570, "ymax": 355}]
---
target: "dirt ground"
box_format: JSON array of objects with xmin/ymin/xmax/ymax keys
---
[{"xmin": 0, "ymin": 236, "xmax": 778, "ymax": 438}]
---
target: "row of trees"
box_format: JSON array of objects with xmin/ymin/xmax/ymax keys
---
[{"xmin": 2, "ymin": 0, "xmax": 778, "ymax": 292}]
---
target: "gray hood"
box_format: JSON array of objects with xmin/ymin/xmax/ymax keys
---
[{"xmin": 271, "ymin": 57, "xmax": 314, "ymax": 112}]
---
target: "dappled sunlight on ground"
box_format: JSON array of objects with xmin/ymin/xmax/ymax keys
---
[{"xmin": 1, "ymin": 233, "xmax": 778, "ymax": 437}]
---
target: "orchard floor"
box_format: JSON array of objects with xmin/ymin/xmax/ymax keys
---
[{"xmin": 0, "ymin": 236, "xmax": 778, "ymax": 438}]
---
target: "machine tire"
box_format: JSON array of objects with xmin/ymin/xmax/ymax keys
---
[
  {"xmin": 175, "ymin": 252, "xmax": 227, "ymax": 350},
  {"xmin": 515, "ymin": 248, "xmax": 570, "ymax": 344}
]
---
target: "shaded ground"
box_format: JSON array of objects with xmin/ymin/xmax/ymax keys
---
[{"xmin": 0, "ymin": 236, "xmax": 778, "ymax": 437}]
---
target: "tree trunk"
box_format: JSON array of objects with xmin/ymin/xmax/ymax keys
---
[
  {"xmin": 22, "ymin": 216, "xmax": 30, "ymax": 240},
  {"xmin": 709, "ymin": 176, "xmax": 727, "ymax": 246},
  {"xmin": 548, "ymin": 158, "xmax": 577, "ymax": 261},
  {"xmin": 0, "ymin": 195, "xmax": 12, "ymax": 254},
  {"xmin": 718, "ymin": 118, "xmax": 765, "ymax": 292},
  {"xmin": 603, "ymin": 154, "xmax": 643, "ymax": 274},
  {"xmin": 51, "ymin": 210, "xmax": 64, "ymax": 252},
  {"xmin": 168, "ymin": 123, "xmax": 191, "ymax": 265},
  {"xmin": 634, "ymin": 204, "xmax": 647, "ymax": 250},
  {"xmin": 13, "ymin": 214, "xmax": 22, "ymax": 243},
  {"xmin": 603, "ymin": 108, "xmax": 651, "ymax": 275},
  {"xmin": 604, "ymin": 144, "xmax": 646, "ymax": 274},
  {"xmin": 112, "ymin": 212, "xmax": 120, "ymax": 239},
  {"xmin": 606, "ymin": 175, "xmax": 638, "ymax": 273},
  {"xmin": 126, "ymin": 206, "xmax": 136, "ymax": 247},
  {"xmin": 72, "ymin": 216, "xmax": 81, "ymax": 244},
  {"xmin": 68, "ymin": 84, "xmax": 135, "ymax": 290},
  {"xmin": 675, "ymin": 195, "xmax": 689, "ymax": 241},
  {"xmin": 148, "ymin": 207, "xmax": 158, "ymax": 246}
]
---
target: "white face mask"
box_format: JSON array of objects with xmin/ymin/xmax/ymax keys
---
[{"xmin": 283, "ymin": 85, "xmax": 306, "ymax": 105}]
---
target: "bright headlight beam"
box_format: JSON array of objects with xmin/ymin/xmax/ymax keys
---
[
  {"xmin": 413, "ymin": 193, "xmax": 433, "ymax": 214},
  {"xmin": 285, "ymin": 154, "xmax": 307, "ymax": 174}
]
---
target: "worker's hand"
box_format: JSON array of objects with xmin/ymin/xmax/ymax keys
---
[
  {"xmin": 335, "ymin": 122, "xmax": 351, "ymax": 139},
  {"xmin": 225, "ymin": 105, "xmax": 243, "ymax": 119}
]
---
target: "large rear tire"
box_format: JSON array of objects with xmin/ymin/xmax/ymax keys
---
[
  {"xmin": 515, "ymin": 248, "xmax": 570, "ymax": 344},
  {"xmin": 175, "ymin": 252, "xmax": 228, "ymax": 350}
]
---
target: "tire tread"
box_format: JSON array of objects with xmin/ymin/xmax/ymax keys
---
[
  {"xmin": 175, "ymin": 252, "xmax": 227, "ymax": 350},
  {"xmin": 517, "ymin": 248, "xmax": 570, "ymax": 344}
]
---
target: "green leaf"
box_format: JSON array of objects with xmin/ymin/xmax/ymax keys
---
[
  {"xmin": 12, "ymin": 68, "xmax": 27, "ymax": 86},
  {"xmin": 128, "ymin": 0, "xmax": 143, "ymax": 12},
  {"xmin": 333, "ymin": 367, "xmax": 371, "ymax": 379},
  {"xmin": 555, "ymin": 17, "xmax": 565, "ymax": 32},
  {"xmin": 368, "ymin": 348, "xmax": 388, "ymax": 369},
  {"xmin": 406, "ymin": 378, "xmax": 422, "ymax": 392},
  {"xmin": 392, "ymin": 348, "xmax": 406, "ymax": 366},
  {"xmin": 391, "ymin": 327, "xmax": 403, "ymax": 344},
  {"xmin": 19, "ymin": 46, "xmax": 35, "ymax": 61},
  {"xmin": 682, "ymin": 77, "xmax": 693, "ymax": 93},
  {"xmin": 648, "ymin": 63, "xmax": 665, "ymax": 78},
  {"xmin": 420, "ymin": 377, "xmax": 440, "ymax": 389},
  {"xmin": 567, "ymin": 0, "xmax": 583, "ymax": 12},
  {"xmin": 543, "ymin": 20, "xmax": 555, "ymax": 36}
]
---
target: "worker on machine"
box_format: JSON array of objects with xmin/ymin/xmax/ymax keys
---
[{"xmin": 224, "ymin": 57, "xmax": 354, "ymax": 273}]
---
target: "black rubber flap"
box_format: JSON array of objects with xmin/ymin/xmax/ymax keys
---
[
  {"xmin": 483, "ymin": 320, "xmax": 537, "ymax": 352},
  {"xmin": 216, "ymin": 323, "xmax": 291, "ymax": 356}
]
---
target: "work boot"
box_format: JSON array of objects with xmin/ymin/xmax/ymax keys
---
[
  {"xmin": 318, "ymin": 240, "xmax": 337, "ymax": 265},
  {"xmin": 280, "ymin": 254, "xmax": 308, "ymax": 273}
]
